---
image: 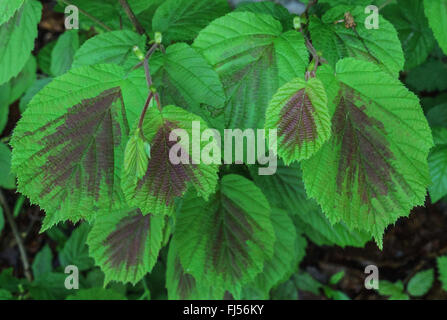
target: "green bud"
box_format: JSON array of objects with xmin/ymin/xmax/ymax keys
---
[
  {"xmin": 155, "ymin": 32, "xmax": 163, "ymax": 44},
  {"xmin": 144, "ymin": 141, "xmax": 151, "ymax": 159},
  {"xmin": 132, "ymin": 45, "xmax": 145, "ymax": 61},
  {"xmin": 293, "ymin": 16, "xmax": 301, "ymax": 30}
]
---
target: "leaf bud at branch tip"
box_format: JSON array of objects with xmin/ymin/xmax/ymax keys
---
[
  {"xmin": 132, "ymin": 45, "xmax": 145, "ymax": 61},
  {"xmin": 155, "ymin": 32, "xmax": 163, "ymax": 44}
]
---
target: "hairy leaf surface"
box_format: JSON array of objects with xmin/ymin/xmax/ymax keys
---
[
  {"xmin": 265, "ymin": 77, "xmax": 331, "ymax": 163},
  {"xmin": 122, "ymin": 105, "xmax": 219, "ymax": 216},
  {"xmin": 149, "ymin": 43, "xmax": 226, "ymax": 127},
  {"xmin": 11, "ymin": 64, "xmax": 138, "ymax": 230},
  {"xmin": 73, "ymin": 30, "xmax": 146, "ymax": 72},
  {"xmin": 302, "ymin": 59, "xmax": 433, "ymax": 247},
  {"xmin": 309, "ymin": 6, "xmax": 404, "ymax": 77},
  {"xmin": 87, "ymin": 207, "xmax": 165, "ymax": 285},
  {"xmin": 174, "ymin": 174, "xmax": 275, "ymax": 297},
  {"xmin": 193, "ymin": 12, "xmax": 309, "ymax": 129}
]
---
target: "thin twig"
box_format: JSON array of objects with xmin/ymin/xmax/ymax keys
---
[
  {"xmin": 138, "ymin": 92, "xmax": 154, "ymax": 136},
  {"xmin": 0, "ymin": 190, "xmax": 32, "ymax": 281},
  {"xmin": 59, "ymin": 0, "xmax": 112, "ymax": 31},
  {"xmin": 118, "ymin": 0, "xmax": 147, "ymax": 36}
]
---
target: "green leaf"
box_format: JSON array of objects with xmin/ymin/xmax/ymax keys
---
[
  {"xmin": 246, "ymin": 208, "xmax": 306, "ymax": 299},
  {"xmin": 193, "ymin": 11, "xmax": 309, "ymax": 130},
  {"xmin": 378, "ymin": 280, "xmax": 409, "ymax": 300},
  {"xmin": 0, "ymin": 142, "xmax": 16, "ymax": 189},
  {"xmin": 7, "ymin": 55, "xmax": 37, "ymax": 104},
  {"xmin": 29, "ymin": 272, "xmax": 70, "ymax": 300},
  {"xmin": 405, "ymin": 59, "xmax": 447, "ymax": 93},
  {"xmin": 0, "ymin": 0, "xmax": 41, "ymax": 85},
  {"xmin": 309, "ymin": 6, "xmax": 404, "ymax": 77},
  {"xmin": 324, "ymin": 287, "xmax": 350, "ymax": 300},
  {"xmin": 0, "ymin": 207, "xmax": 4, "ymax": 235},
  {"xmin": 59, "ymin": 224, "xmax": 94, "ymax": 271},
  {"xmin": 407, "ymin": 269, "xmax": 434, "ymax": 297},
  {"xmin": 173, "ymin": 174, "xmax": 275, "ymax": 297},
  {"xmin": 36, "ymin": 41, "xmax": 56, "ymax": 76},
  {"xmin": 87, "ymin": 207, "xmax": 165, "ymax": 285},
  {"xmin": 72, "ymin": 30, "xmax": 146, "ymax": 72},
  {"xmin": 0, "ymin": 0, "xmax": 24, "ymax": 24},
  {"xmin": 166, "ymin": 241, "xmax": 224, "ymax": 299},
  {"xmin": 265, "ymin": 77, "xmax": 331, "ymax": 163},
  {"xmin": 426, "ymin": 104, "xmax": 447, "ymax": 129},
  {"xmin": 146, "ymin": 43, "xmax": 226, "ymax": 127},
  {"xmin": 0, "ymin": 289, "xmax": 13, "ymax": 300},
  {"xmin": 382, "ymin": 0, "xmax": 435, "ymax": 70},
  {"xmin": 329, "ymin": 271, "xmax": 345, "ymax": 285},
  {"xmin": 0, "ymin": 269, "xmax": 23, "ymax": 293},
  {"xmin": 50, "ymin": 30, "xmax": 79, "ymax": 76},
  {"xmin": 55, "ymin": 0, "xmax": 130, "ymax": 31},
  {"xmin": 294, "ymin": 272, "xmax": 323, "ymax": 295},
  {"xmin": 123, "ymin": 128, "xmax": 149, "ymax": 181},
  {"xmin": 234, "ymin": 1, "xmax": 294, "ymax": 30},
  {"xmin": 428, "ymin": 145, "xmax": 447, "ymax": 203},
  {"xmin": 424, "ymin": 0, "xmax": 447, "ymax": 55},
  {"xmin": 66, "ymin": 288, "xmax": 127, "ymax": 300},
  {"xmin": 152, "ymin": 0, "xmax": 230, "ymax": 44},
  {"xmin": 249, "ymin": 161, "xmax": 371, "ymax": 248},
  {"xmin": 302, "ymin": 58, "xmax": 433, "ymax": 247},
  {"xmin": 19, "ymin": 77, "xmax": 52, "ymax": 113},
  {"xmin": 122, "ymin": 105, "xmax": 219, "ymax": 216},
  {"xmin": 437, "ymin": 256, "xmax": 447, "ymax": 292},
  {"xmin": 11, "ymin": 64, "xmax": 139, "ymax": 231},
  {"xmin": 32, "ymin": 245, "xmax": 53, "ymax": 279},
  {"xmin": 0, "ymin": 84, "xmax": 10, "ymax": 135}
]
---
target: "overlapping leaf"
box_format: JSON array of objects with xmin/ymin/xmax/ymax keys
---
[
  {"xmin": 11, "ymin": 64, "xmax": 139, "ymax": 231},
  {"xmin": 309, "ymin": 5, "xmax": 404, "ymax": 77},
  {"xmin": 301, "ymin": 58, "xmax": 433, "ymax": 247},
  {"xmin": 0, "ymin": 0, "xmax": 41, "ymax": 85},
  {"xmin": 193, "ymin": 11, "xmax": 309, "ymax": 130},
  {"xmin": 122, "ymin": 105, "xmax": 219, "ymax": 216},
  {"xmin": 428, "ymin": 127, "xmax": 447, "ymax": 203},
  {"xmin": 152, "ymin": 0, "xmax": 230, "ymax": 44},
  {"xmin": 265, "ymin": 77, "xmax": 331, "ymax": 163},
  {"xmin": 87, "ymin": 207, "xmax": 165, "ymax": 285},
  {"xmin": 166, "ymin": 241, "xmax": 224, "ymax": 300},
  {"xmin": 147, "ymin": 43, "xmax": 226, "ymax": 128},
  {"xmin": 245, "ymin": 208, "xmax": 306, "ymax": 299},
  {"xmin": 424, "ymin": 0, "xmax": 447, "ymax": 55},
  {"xmin": 0, "ymin": 143, "xmax": 16, "ymax": 190},
  {"xmin": 50, "ymin": 30, "xmax": 79, "ymax": 76},
  {"xmin": 72, "ymin": 30, "xmax": 146, "ymax": 72},
  {"xmin": 382, "ymin": 0, "xmax": 435, "ymax": 70},
  {"xmin": 234, "ymin": 1, "xmax": 294, "ymax": 30},
  {"xmin": 0, "ymin": 0, "xmax": 24, "ymax": 24},
  {"xmin": 173, "ymin": 174, "xmax": 275, "ymax": 297},
  {"xmin": 249, "ymin": 161, "xmax": 371, "ymax": 248}
]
